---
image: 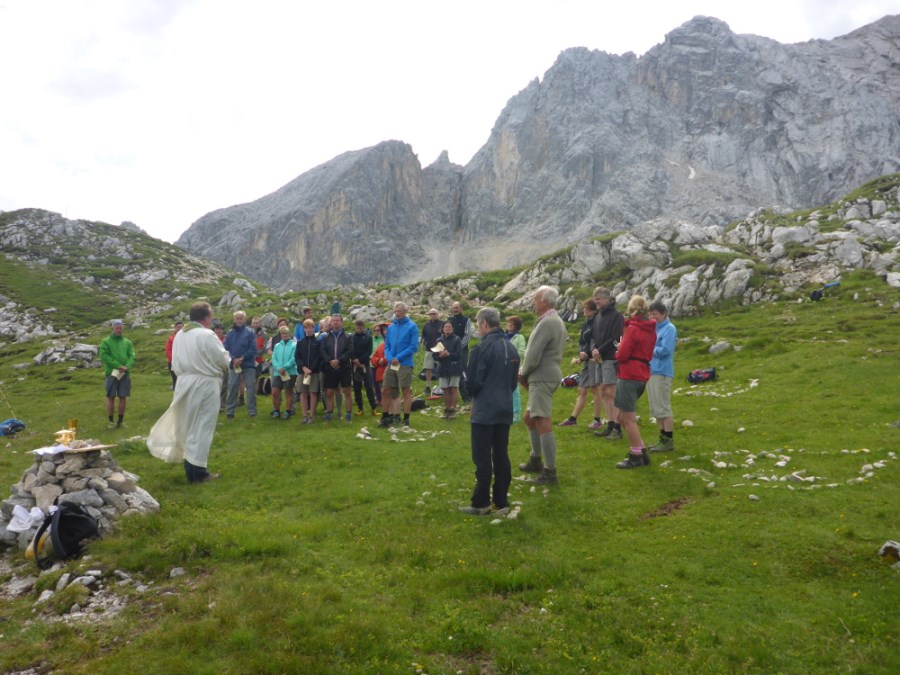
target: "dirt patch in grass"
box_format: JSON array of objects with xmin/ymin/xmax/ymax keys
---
[{"xmin": 639, "ymin": 497, "xmax": 691, "ymax": 520}]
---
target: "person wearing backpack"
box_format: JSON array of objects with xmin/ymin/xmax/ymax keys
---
[
  {"xmin": 591, "ymin": 287, "xmax": 625, "ymax": 440},
  {"xmin": 557, "ymin": 299, "xmax": 604, "ymax": 429},
  {"xmin": 613, "ymin": 296, "xmax": 657, "ymax": 470},
  {"xmin": 99, "ymin": 319, "xmax": 136, "ymax": 429}
]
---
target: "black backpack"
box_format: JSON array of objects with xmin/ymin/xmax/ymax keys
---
[
  {"xmin": 29, "ymin": 502, "xmax": 101, "ymax": 569},
  {"xmin": 257, "ymin": 376, "xmax": 272, "ymax": 395}
]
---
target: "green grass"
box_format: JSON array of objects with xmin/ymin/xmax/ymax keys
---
[{"xmin": 0, "ymin": 272, "xmax": 897, "ymax": 673}]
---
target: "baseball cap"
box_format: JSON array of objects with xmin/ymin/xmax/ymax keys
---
[{"xmin": 111, "ymin": 319, "xmax": 124, "ymax": 326}]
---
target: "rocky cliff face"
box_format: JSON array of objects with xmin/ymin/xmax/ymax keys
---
[
  {"xmin": 177, "ymin": 142, "xmax": 462, "ymax": 289},
  {"xmin": 177, "ymin": 15, "xmax": 900, "ymax": 289}
]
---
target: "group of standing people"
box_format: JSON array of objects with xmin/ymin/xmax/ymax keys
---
[
  {"xmin": 140, "ymin": 285, "xmax": 676, "ymax": 498},
  {"xmin": 556, "ymin": 287, "xmax": 678, "ymax": 465}
]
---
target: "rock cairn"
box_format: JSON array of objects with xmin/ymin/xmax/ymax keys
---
[{"xmin": 0, "ymin": 444, "xmax": 160, "ymax": 551}]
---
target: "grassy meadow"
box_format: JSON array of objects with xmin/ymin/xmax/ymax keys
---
[{"xmin": 0, "ymin": 270, "xmax": 897, "ymax": 673}]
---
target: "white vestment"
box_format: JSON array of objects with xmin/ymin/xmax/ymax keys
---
[{"xmin": 147, "ymin": 323, "xmax": 229, "ymax": 468}]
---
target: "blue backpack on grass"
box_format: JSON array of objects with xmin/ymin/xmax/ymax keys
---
[{"xmin": 0, "ymin": 418, "xmax": 25, "ymax": 436}]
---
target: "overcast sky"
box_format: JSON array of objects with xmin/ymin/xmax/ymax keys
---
[{"xmin": 0, "ymin": 0, "xmax": 895, "ymax": 243}]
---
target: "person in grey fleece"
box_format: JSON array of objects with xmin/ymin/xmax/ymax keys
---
[{"xmin": 517, "ymin": 285, "xmax": 568, "ymax": 485}]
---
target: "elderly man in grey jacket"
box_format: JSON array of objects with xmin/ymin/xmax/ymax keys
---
[{"xmin": 518, "ymin": 285, "xmax": 568, "ymax": 485}]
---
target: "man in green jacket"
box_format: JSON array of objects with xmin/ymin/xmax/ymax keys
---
[{"xmin": 99, "ymin": 319, "xmax": 136, "ymax": 429}]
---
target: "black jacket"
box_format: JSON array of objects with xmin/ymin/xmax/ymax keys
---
[
  {"xmin": 320, "ymin": 330, "xmax": 352, "ymax": 371},
  {"xmin": 466, "ymin": 329, "xmax": 519, "ymax": 425},
  {"xmin": 591, "ymin": 304, "xmax": 624, "ymax": 361},
  {"xmin": 349, "ymin": 331, "xmax": 374, "ymax": 367},
  {"xmin": 578, "ymin": 317, "xmax": 593, "ymax": 354},
  {"xmin": 421, "ymin": 319, "xmax": 444, "ymax": 350},
  {"xmin": 435, "ymin": 333, "xmax": 463, "ymax": 377},
  {"xmin": 295, "ymin": 335, "xmax": 323, "ymax": 373}
]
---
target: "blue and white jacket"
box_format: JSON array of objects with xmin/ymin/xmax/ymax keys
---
[{"xmin": 649, "ymin": 318, "xmax": 677, "ymax": 378}]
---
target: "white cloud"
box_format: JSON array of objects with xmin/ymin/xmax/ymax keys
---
[{"xmin": 0, "ymin": 0, "xmax": 895, "ymax": 242}]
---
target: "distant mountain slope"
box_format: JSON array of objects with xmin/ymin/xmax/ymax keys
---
[
  {"xmin": 177, "ymin": 15, "xmax": 900, "ymax": 290},
  {"xmin": 0, "ymin": 209, "xmax": 240, "ymax": 338}
]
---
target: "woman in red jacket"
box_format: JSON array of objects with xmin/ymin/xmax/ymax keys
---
[
  {"xmin": 613, "ymin": 296, "xmax": 657, "ymax": 470},
  {"xmin": 165, "ymin": 321, "xmax": 183, "ymax": 389}
]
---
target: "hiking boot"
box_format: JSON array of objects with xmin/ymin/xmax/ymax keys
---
[
  {"xmin": 648, "ymin": 436, "xmax": 675, "ymax": 453},
  {"xmin": 604, "ymin": 428, "xmax": 623, "ymax": 440},
  {"xmin": 642, "ymin": 447, "xmax": 651, "ymax": 466},
  {"xmin": 106, "ymin": 421, "xmax": 117, "ymax": 430},
  {"xmin": 518, "ymin": 456, "xmax": 544, "ymax": 473},
  {"xmin": 588, "ymin": 420, "xmax": 603, "ymax": 430},
  {"xmin": 531, "ymin": 467, "xmax": 558, "ymax": 485},
  {"xmin": 271, "ymin": 410, "xmax": 281, "ymax": 418},
  {"xmin": 557, "ymin": 418, "xmax": 576, "ymax": 427},
  {"xmin": 593, "ymin": 425, "xmax": 612, "ymax": 438},
  {"xmin": 447, "ymin": 408, "xmax": 457, "ymax": 420},
  {"xmin": 458, "ymin": 505, "xmax": 492, "ymax": 516},
  {"xmin": 378, "ymin": 414, "xmax": 393, "ymax": 428},
  {"xmin": 616, "ymin": 452, "xmax": 648, "ymax": 470}
]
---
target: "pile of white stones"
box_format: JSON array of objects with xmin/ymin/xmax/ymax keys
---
[{"xmin": 0, "ymin": 445, "xmax": 160, "ymax": 551}]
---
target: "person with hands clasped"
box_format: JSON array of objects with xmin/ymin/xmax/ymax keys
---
[
  {"xmin": 379, "ymin": 302, "xmax": 419, "ymax": 428},
  {"xmin": 269, "ymin": 326, "xmax": 297, "ymax": 419},
  {"xmin": 434, "ymin": 320, "xmax": 463, "ymax": 419}
]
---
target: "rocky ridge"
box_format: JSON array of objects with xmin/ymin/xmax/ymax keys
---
[
  {"xmin": 176, "ymin": 15, "xmax": 900, "ymax": 289},
  {"xmin": 0, "ymin": 208, "xmax": 249, "ymax": 342},
  {"xmin": 291, "ymin": 182, "xmax": 899, "ymax": 320}
]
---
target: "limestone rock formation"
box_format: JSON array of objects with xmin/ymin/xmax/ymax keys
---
[
  {"xmin": 177, "ymin": 142, "xmax": 460, "ymax": 289},
  {"xmin": 176, "ymin": 15, "xmax": 900, "ymax": 289}
]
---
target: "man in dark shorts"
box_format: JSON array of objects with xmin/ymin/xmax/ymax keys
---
[
  {"xmin": 321, "ymin": 313, "xmax": 353, "ymax": 422},
  {"xmin": 99, "ymin": 319, "xmax": 136, "ymax": 429}
]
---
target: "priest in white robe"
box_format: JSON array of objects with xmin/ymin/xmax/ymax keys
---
[{"xmin": 148, "ymin": 302, "xmax": 230, "ymax": 483}]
